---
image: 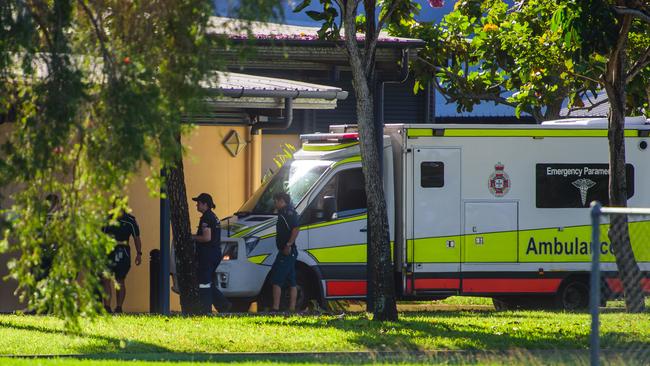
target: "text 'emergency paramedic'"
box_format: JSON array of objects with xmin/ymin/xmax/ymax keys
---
[{"xmin": 545, "ymin": 166, "xmax": 610, "ymax": 177}]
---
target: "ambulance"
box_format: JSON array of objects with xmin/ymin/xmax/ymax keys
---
[{"xmin": 175, "ymin": 117, "xmax": 650, "ymax": 311}]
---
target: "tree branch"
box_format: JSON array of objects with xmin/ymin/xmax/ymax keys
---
[
  {"xmin": 376, "ymin": 0, "xmax": 400, "ymax": 34},
  {"xmin": 612, "ymin": 6, "xmax": 650, "ymax": 25},
  {"xmin": 626, "ymin": 45, "xmax": 650, "ymax": 83},
  {"xmin": 24, "ymin": 1, "xmax": 54, "ymax": 51},
  {"xmin": 418, "ymin": 57, "xmax": 543, "ymax": 121},
  {"xmin": 567, "ymin": 97, "xmax": 610, "ymax": 116},
  {"xmin": 76, "ymin": 0, "xmax": 116, "ymax": 79}
]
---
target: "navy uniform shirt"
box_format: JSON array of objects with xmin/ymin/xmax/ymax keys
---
[
  {"xmin": 103, "ymin": 213, "xmax": 140, "ymax": 244},
  {"xmin": 198, "ymin": 210, "xmax": 221, "ymax": 246},
  {"xmin": 276, "ymin": 205, "xmax": 298, "ymax": 251}
]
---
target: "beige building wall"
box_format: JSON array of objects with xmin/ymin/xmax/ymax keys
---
[
  {"xmin": 0, "ymin": 124, "xmax": 261, "ymax": 313},
  {"xmin": 122, "ymin": 124, "xmax": 261, "ymax": 312}
]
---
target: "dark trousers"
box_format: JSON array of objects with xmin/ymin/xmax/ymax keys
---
[{"xmin": 197, "ymin": 243, "xmax": 230, "ymax": 314}]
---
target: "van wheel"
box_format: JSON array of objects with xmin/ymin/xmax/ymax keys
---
[
  {"xmin": 555, "ymin": 279, "xmax": 589, "ymax": 311},
  {"xmin": 258, "ymin": 268, "xmax": 316, "ymax": 312},
  {"xmin": 228, "ymin": 299, "xmax": 252, "ymax": 313},
  {"xmin": 492, "ymin": 297, "xmax": 513, "ymax": 311},
  {"xmin": 281, "ymin": 269, "xmax": 314, "ymax": 312}
]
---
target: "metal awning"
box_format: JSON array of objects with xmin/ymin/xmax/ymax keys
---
[{"xmin": 203, "ymin": 71, "xmax": 348, "ymax": 110}]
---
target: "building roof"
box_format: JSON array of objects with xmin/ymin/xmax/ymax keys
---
[
  {"xmin": 204, "ymin": 71, "xmax": 348, "ymax": 110},
  {"xmin": 209, "ymin": 17, "xmax": 425, "ymax": 47},
  {"xmin": 560, "ymin": 91, "xmax": 609, "ymax": 118}
]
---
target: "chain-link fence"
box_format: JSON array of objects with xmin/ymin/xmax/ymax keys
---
[{"xmin": 590, "ymin": 204, "xmax": 650, "ymax": 366}]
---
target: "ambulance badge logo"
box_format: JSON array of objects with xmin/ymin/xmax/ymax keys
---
[
  {"xmin": 572, "ymin": 178, "xmax": 596, "ymax": 206},
  {"xmin": 488, "ymin": 162, "xmax": 510, "ymax": 197}
]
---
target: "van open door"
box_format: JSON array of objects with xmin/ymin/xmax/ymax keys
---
[{"xmin": 407, "ymin": 148, "xmax": 462, "ymax": 295}]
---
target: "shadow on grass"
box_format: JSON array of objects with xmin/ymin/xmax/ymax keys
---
[
  {"xmin": 2, "ymin": 309, "xmax": 649, "ymax": 364},
  {"xmin": 249, "ymin": 309, "xmax": 650, "ymax": 351},
  {"xmin": 0, "ymin": 318, "xmax": 172, "ymax": 355}
]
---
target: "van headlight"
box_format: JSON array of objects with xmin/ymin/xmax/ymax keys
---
[
  {"xmin": 244, "ymin": 236, "xmax": 260, "ymax": 255},
  {"xmin": 221, "ymin": 242, "xmax": 238, "ymax": 261}
]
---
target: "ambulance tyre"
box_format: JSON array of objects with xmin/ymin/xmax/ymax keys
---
[
  {"xmin": 228, "ymin": 299, "xmax": 253, "ymax": 313},
  {"xmin": 258, "ymin": 265, "xmax": 318, "ymax": 312},
  {"xmin": 291, "ymin": 268, "xmax": 317, "ymax": 312},
  {"xmin": 493, "ymin": 296, "xmax": 553, "ymax": 310},
  {"xmin": 555, "ymin": 278, "xmax": 589, "ymax": 311},
  {"xmin": 492, "ymin": 297, "xmax": 514, "ymax": 311}
]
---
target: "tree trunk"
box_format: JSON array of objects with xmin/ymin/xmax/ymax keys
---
[
  {"xmin": 343, "ymin": 2, "xmax": 397, "ymax": 322},
  {"xmin": 543, "ymin": 99, "xmax": 564, "ymax": 121},
  {"xmin": 167, "ymin": 135, "xmax": 202, "ymax": 314},
  {"xmin": 603, "ymin": 14, "xmax": 645, "ymax": 313}
]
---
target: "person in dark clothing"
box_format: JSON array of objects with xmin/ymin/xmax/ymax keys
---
[
  {"xmin": 271, "ymin": 192, "xmax": 300, "ymax": 312},
  {"xmin": 192, "ymin": 193, "xmax": 231, "ymax": 314},
  {"xmin": 102, "ymin": 210, "xmax": 142, "ymax": 313},
  {"xmin": 39, "ymin": 193, "xmax": 61, "ymax": 280}
]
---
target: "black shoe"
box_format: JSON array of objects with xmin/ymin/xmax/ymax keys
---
[
  {"xmin": 104, "ymin": 305, "xmax": 113, "ymax": 314},
  {"xmin": 114, "ymin": 306, "xmax": 123, "ymax": 314}
]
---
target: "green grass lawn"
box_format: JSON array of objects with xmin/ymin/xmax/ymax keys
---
[{"xmin": 1, "ymin": 309, "xmax": 649, "ymax": 355}]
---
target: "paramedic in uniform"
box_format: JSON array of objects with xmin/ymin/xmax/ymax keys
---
[
  {"xmin": 271, "ymin": 192, "xmax": 300, "ymax": 312},
  {"xmin": 192, "ymin": 193, "xmax": 231, "ymax": 314},
  {"xmin": 102, "ymin": 210, "xmax": 142, "ymax": 313}
]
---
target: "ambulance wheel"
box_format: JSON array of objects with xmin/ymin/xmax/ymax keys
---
[
  {"xmin": 555, "ymin": 279, "xmax": 589, "ymax": 311},
  {"xmin": 258, "ymin": 268, "xmax": 317, "ymax": 312},
  {"xmin": 492, "ymin": 297, "xmax": 514, "ymax": 311},
  {"xmin": 228, "ymin": 299, "xmax": 252, "ymax": 313},
  {"xmin": 282, "ymin": 268, "xmax": 316, "ymax": 312}
]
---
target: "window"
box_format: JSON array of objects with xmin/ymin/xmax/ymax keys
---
[
  {"xmin": 238, "ymin": 160, "xmax": 329, "ymax": 214},
  {"xmin": 302, "ymin": 167, "xmax": 367, "ymax": 225},
  {"xmin": 536, "ymin": 163, "xmax": 635, "ymax": 208},
  {"xmin": 421, "ymin": 162, "xmax": 444, "ymax": 187}
]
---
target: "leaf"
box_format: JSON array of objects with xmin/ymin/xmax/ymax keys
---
[
  {"xmin": 306, "ymin": 10, "xmax": 326, "ymax": 21},
  {"xmin": 293, "ymin": 0, "xmax": 311, "ymax": 13},
  {"xmin": 564, "ymin": 59, "xmax": 574, "ymax": 71},
  {"xmin": 413, "ymin": 80, "xmax": 421, "ymax": 94}
]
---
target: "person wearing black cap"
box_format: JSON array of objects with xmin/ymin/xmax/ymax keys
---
[
  {"xmin": 192, "ymin": 193, "xmax": 231, "ymax": 314},
  {"xmin": 102, "ymin": 209, "xmax": 143, "ymax": 314}
]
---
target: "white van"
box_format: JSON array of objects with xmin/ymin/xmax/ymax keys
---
[{"xmin": 173, "ymin": 117, "xmax": 650, "ymax": 311}]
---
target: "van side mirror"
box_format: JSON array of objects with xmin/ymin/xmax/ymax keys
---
[{"xmin": 323, "ymin": 196, "xmax": 337, "ymax": 221}]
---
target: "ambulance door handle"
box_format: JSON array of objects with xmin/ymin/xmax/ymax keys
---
[
  {"xmin": 360, "ymin": 227, "xmax": 367, "ymax": 232},
  {"xmin": 446, "ymin": 240, "xmax": 455, "ymax": 248}
]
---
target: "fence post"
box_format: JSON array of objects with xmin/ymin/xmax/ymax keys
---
[
  {"xmin": 150, "ymin": 249, "xmax": 161, "ymax": 314},
  {"xmin": 589, "ymin": 201, "xmax": 602, "ymax": 366}
]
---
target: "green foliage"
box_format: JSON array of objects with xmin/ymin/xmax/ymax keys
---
[
  {"xmin": 555, "ymin": 0, "xmax": 650, "ymax": 117},
  {"xmin": 391, "ymin": 0, "xmax": 650, "ymax": 121},
  {"xmin": 0, "ymin": 0, "xmax": 281, "ymax": 329},
  {"xmin": 261, "ymin": 143, "xmax": 296, "ymax": 185}
]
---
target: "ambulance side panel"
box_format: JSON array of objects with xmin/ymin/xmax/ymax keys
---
[{"xmin": 400, "ymin": 128, "xmax": 650, "ymax": 297}]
